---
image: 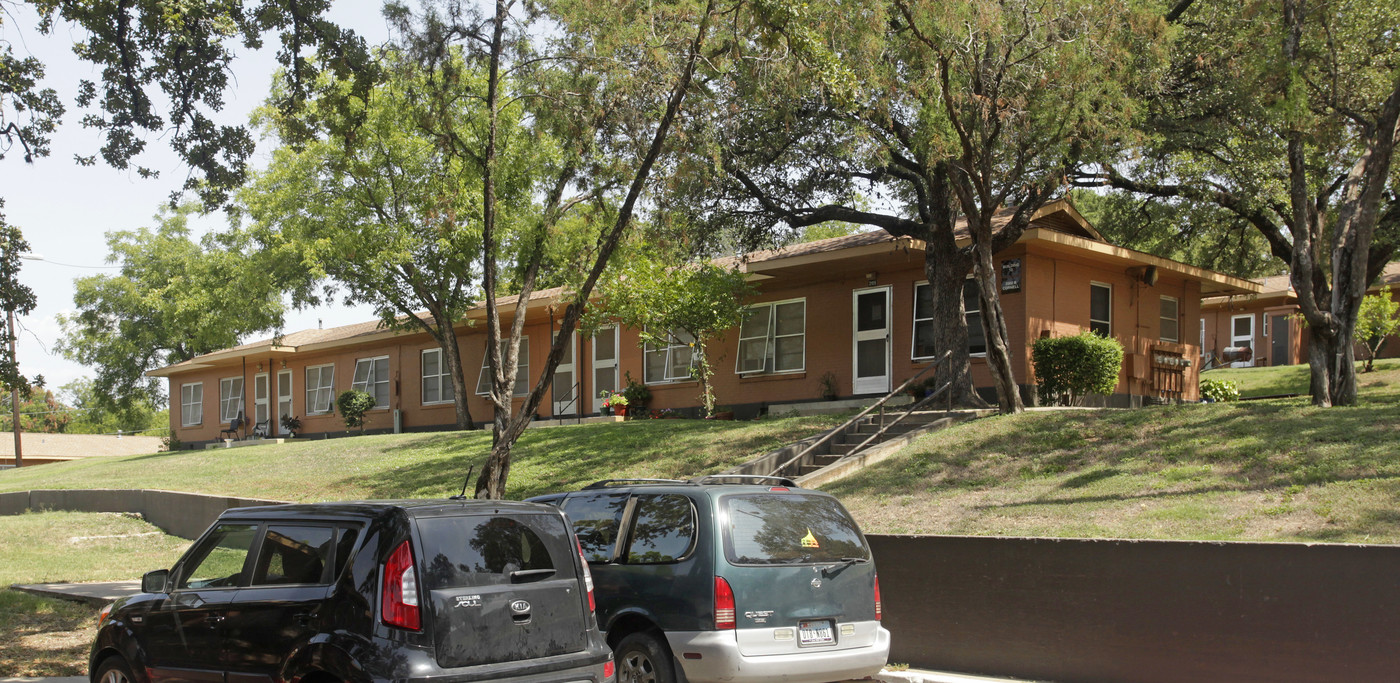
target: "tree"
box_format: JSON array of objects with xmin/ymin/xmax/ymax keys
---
[
  {"xmin": 4, "ymin": 0, "xmax": 373, "ymax": 207},
  {"xmin": 57, "ymin": 205, "xmax": 286, "ymax": 412},
  {"xmin": 0, "ymin": 202, "xmax": 39, "ymax": 395},
  {"xmin": 59, "ymin": 378, "xmax": 166, "ymax": 435},
  {"xmin": 674, "ymin": 0, "xmax": 1161, "ymax": 413},
  {"xmin": 593, "ymin": 256, "xmax": 754, "ymax": 416},
  {"xmin": 1075, "ymin": 0, "xmax": 1400, "ymax": 407},
  {"xmin": 1356, "ymin": 286, "xmax": 1400, "ymax": 373},
  {"xmin": 242, "ymin": 50, "xmax": 496, "ymax": 430},
  {"xmin": 0, "ymin": 387, "xmax": 72, "ymax": 433}
]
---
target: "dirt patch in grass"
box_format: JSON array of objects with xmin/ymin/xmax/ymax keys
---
[{"xmin": 0, "ymin": 589, "xmax": 96, "ymax": 676}]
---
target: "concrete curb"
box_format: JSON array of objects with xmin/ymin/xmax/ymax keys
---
[
  {"xmin": 1, "ymin": 677, "xmax": 87, "ymax": 683},
  {"xmin": 878, "ymin": 669, "xmax": 1044, "ymax": 683},
  {"xmin": 10, "ymin": 581, "xmax": 142, "ymax": 607}
]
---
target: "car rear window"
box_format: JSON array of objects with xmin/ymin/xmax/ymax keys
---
[
  {"xmin": 723, "ymin": 493, "xmax": 870, "ymax": 565},
  {"xmin": 416, "ymin": 514, "xmax": 575, "ymax": 589}
]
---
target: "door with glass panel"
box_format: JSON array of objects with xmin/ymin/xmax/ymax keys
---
[
  {"xmin": 276, "ymin": 370, "xmax": 293, "ymax": 434},
  {"xmin": 852, "ymin": 287, "xmax": 892, "ymax": 394},
  {"xmin": 253, "ymin": 373, "xmax": 270, "ymax": 434},
  {"xmin": 552, "ymin": 333, "xmax": 579, "ymax": 416},
  {"xmin": 1231, "ymin": 314, "xmax": 1255, "ymax": 368},
  {"xmin": 592, "ymin": 327, "xmax": 618, "ymax": 414}
]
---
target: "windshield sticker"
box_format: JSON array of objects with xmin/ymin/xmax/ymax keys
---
[{"xmin": 800, "ymin": 528, "xmax": 820, "ymax": 549}]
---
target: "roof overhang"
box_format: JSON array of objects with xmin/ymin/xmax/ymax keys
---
[
  {"xmin": 1020, "ymin": 228, "xmax": 1262, "ymax": 296},
  {"xmin": 147, "ymin": 345, "xmax": 298, "ymax": 377}
]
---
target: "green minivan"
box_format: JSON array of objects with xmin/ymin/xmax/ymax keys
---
[{"xmin": 529, "ymin": 476, "xmax": 889, "ymax": 683}]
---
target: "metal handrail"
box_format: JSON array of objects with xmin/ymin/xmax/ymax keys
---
[
  {"xmin": 839, "ymin": 379, "xmax": 954, "ymax": 456},
  {"xmin": 767, "ymin": 350, "xmax": 952, "ymax": 477},
  {"xmin": 557, "ymin": 380, "xmax": 582, "ymax": 424}
]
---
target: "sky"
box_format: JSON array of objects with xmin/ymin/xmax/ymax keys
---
[{"xmin": 1, "ymin": 4, "xmax": 398, "ymax": 399}]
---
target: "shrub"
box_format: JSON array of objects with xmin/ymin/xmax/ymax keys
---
[
  {"xmin": 1032, "ymin": 332, "xmax": 1125, "ymax": 406},
  {"xmin": 336, "ymin": 390, "xmax": 377, "ymax": 432},
  {"xmin": 1199, "ymin": 377, "xmax": 1241, "ymax": 402},
  {"xmin": 620, "ymin": 373, "xmax": 651, "ymax": 409}
]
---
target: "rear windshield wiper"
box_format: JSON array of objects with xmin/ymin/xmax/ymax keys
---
[
  {"xmin": 821, "ymin": 557, "xmax": 869, "ymax": 576},
  {"xmin": 510, "ymin": 568, "xmax": 556, "ymax": 583}
]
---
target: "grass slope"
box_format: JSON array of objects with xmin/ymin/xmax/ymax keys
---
[
  {"xmin": 827, "ymin": 359, "xmax": 1400, "ymax": 544},
  {"xmin": 0, "ymin": 415, "xmax": 844, "ymax": 502},
  {"xmin": 0, "ymin": 511, "xmax": 190, "ymax": 676}
]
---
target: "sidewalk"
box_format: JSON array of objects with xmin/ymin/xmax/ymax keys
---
[{"xmin": 10, "ymin": 582, "xmax": 1040, "ymax": 683}]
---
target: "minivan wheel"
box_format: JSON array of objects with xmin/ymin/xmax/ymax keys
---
[
  {"xmin": 615, "ymin": 632, "xmax": 675, "ymax": 683},
  {"xmin": 95, "ymin": 656, "xmax": 136, "ymax": 683}
]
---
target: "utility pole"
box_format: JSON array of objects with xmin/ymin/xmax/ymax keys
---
[{"xmin": 7, "ymin": 308, "xmax": 17, "ymax": 468}]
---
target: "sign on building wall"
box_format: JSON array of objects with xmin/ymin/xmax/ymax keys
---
[{"xmin": 1001, "ymin": 258, "xmax": 1022, "ymax": 294}]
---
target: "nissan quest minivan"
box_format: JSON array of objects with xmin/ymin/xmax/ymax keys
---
[{"xmin": 529, "ymin": 476, "xmax": 889, "ymax": 683}]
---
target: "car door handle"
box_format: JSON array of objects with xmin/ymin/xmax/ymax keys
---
[
  {"xmin": 293, "ymin": 613, "xmax": 313, "ymax": 626},
  {"xmin": 204, "ymin": 614, "xmax": 225, "ymax": 624}
]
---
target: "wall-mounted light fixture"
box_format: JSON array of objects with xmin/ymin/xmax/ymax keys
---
[
  {"xmin": 256, "ymin": 362, "xmax": 263, "ymax": 372},
  {"xmin": 865, "ymin": 271, "xmax": 878, "ymax": 286},
  {"xmin": 281, "ymin": 359, "xmax": 287, "ymax": 369}
]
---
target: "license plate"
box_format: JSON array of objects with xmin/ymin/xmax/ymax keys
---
[{"xmin": 798, "ymin": 619, "xmax": 834, "ymax": 646}]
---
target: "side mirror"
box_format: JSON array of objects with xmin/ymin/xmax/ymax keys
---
[{"xmin": 142, "ymin": 569, "xmax": 170, "ymax": 594}]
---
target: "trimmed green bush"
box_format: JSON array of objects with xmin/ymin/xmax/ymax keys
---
[
  {"xmin": 1199, "ymin": 377, "xmax": 1241, "ymax": 402},
  {"xmin": 1032, "ymin": 332, "xmax": 1125, "ymax": 406},
  {"xmin": 336, "ymin": 390, "xmax": 376, "ymax": 432}
]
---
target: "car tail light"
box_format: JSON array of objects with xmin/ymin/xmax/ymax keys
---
[
  {"xmin": 714, "ymin": 576, "xmax": 735, "ymax": 630},
  {"xmin": 382, "ymin": 540, "xmax": 421, "ymax": 630},
  {"xmin": 577, "ymin": 539, "xmax": 596, "ymax": 613},
  {"xmin": 603, "ymin": 659, "xmax": 615, "ymax": 680},
  {"xmin": 874, "ymin": 574, "xmax": 882, "ymax": 621}
]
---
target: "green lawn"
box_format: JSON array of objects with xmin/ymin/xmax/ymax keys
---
[
  {"xmin": 0, "ymin": 511, "xmax": 191, "ymax": 676},
  {"xmin": 0, "ymin": 414, "xmax": 846, "ymax": 501},
  {"xmin": 828, "ymin": 359, "xmax": 1400, "ymax": 544},
  {"xmin": 1201, "ymin": 362, "xmax": 1312, "ymax": 397}
]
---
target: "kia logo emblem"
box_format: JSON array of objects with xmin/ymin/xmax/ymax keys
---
[{"xmin": 510, "ymin": 599, "xmax": 531, "ymax": 613}]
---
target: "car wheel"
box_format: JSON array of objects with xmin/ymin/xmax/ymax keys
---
[
  {"xmin": 95, "ymin": 656, "xmax": 137, "ymax": 683},
  {"xmin": 615, "ymin": 632, "xmax": 675, "ymax": 683}
]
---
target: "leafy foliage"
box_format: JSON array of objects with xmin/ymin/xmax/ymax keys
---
[
  {"xmin": 1356, "ymin": 286, "xmax": 1400, "ymax": 372},
  {"xmin": 1199, "ymin": 378, "xmax": 1241, "ymax": 403},
  {"xmin": 335, "ymin": 390, "xmax": 375, "ymax": 432},
  {"xmin": 56, "ymin": 205, "xmax": 285, "ymax": 411},
  {"xmin": 59, "ymin": 378, "xmax": 165, "ymax": 435},
  {"xmin": 0, "ymin": 388, "xmax": 71, "ymax": 433},
  {"xmin": 0, "ymin": 203, "xmax": 38, "ymax": 395},
  {"xmin": 1032, "ymin": 332, "xmax": 1125, "ymax": 406}
]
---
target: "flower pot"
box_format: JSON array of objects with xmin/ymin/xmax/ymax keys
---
[
  {"xmin": 615, "ymin": 405, "xmax": 628, "ymax": 417},
  {"xmin": 712, "ymin": 411, "xmax": 735, "ymax": 421}
]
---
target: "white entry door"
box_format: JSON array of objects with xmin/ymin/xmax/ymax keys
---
[
  {"xmin": 1231, "ymin": 314, "xmax": 1255, "ymax": 368},
  {"xmin": 852, "ymin": 287, "xmax": 892, "ymax": 395},
  {"xmin": 276, "ymin": 370, "xmax": 293, "ymax": 434},
  {"xmin": 552, "ymin": 332, "xmax": 579, "ymax": 416},
  {"xmin": 592, "ymin": 326, "xmax": 619, "ymax": 413},
  {"xmin": 253, "ymin": 373, "xmax": 270, "ymax": 432}
]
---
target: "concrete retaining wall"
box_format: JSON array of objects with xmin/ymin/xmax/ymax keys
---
[
  {"xmin": 868, "ymin": 534, "xmax": 1400, "ymax": 682},
  {"xmin": 1, "ymin": 489, "xmax": 288, "ymax": 539}
]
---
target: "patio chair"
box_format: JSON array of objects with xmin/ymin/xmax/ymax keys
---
[
  {"xmin": 250, "ymin": 419, "xmax": 270, "ymax": 440},
  {"xmin": 219, "ymin": 415, "xmax": 244, "ymax": 440}
]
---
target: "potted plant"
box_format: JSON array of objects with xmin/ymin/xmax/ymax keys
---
[
  {"xmin": 279, "ymin": 414, "xmax": 302, "ymax": 438},
  {"xmin": 621, "ymin": 374, "xmax": 652, "ymax": 411},
  {"xmin": 604, "ymin": 392, "xmax": 630, "ymax": 417}
]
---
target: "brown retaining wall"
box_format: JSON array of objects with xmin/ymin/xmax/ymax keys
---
[
  {"xmin": 869, "ymin": 534, "xmax": 1400, "ymax": 682},
  {"xmin": 0, "ymin": 489, "xmax": 287, "ymax": 539}
]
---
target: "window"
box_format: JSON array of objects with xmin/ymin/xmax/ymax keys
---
[
  {"xmin": 1090, "ymin": 283, "xmax": 1112, "ymax": 337},
  {"xmin": 476, "ymin": 338, "xmax": 530, "ymax": 396},
  {"xmin": 625, "ymin": 495, "xmax": 696, "ymax": 564},
  {"xmin": 1200, "ymin": 318, "xmax": 1206, "ymax": 350},
  {"xmin": 351, "ymin": 356, "xmax": 390, "ymax": 409},
  {"xmin": 644, "ymin": 330, "xmax": 695, "ymax": 383},
  {"xmin": 1263, "ymin": 313, "xmax": 1270, "ymax": 337},
  {"xmin": 722, "ymin": 494, "xmax": 870, "ymax": 565},
  {"xmin": 250, "ymin": 525, "xmax": 336, "ymax": 586},
  {"xmin": 736, "ymin": 300, "xmax": 805, "ymax": 374},
  {"xmin": 305, "ymin": 364, "xmax": 335, "ymax": 415},
  {"xmin": 562, "ymin": 493, "xmax": 630, "ymax": 562},
  {"xmin": 421, "ymin": 348, "xmax": 452, "ymax": 405},
  {"xmin": 415, "ymin": 515, "xmax": 569, "ymax": 589},
  {"xmin": 180, "ymin": 383, "xmax": 203, "ymax": 427},
  {"xmin": 178, "ymin": 523, "xmax": 257, "ymax": 590},
  {"xmin": 219, "ymin": 377, "xmax": 245, "ymax": 423},
  {"xmin": 913, "ymin": 282, "xmax": 985, "ymax": 357},
  {"xmin": 1160, "ymin": 296, "xmax": 1180, "ymax": 343}
]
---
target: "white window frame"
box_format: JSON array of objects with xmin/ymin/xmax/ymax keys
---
[
  {"xmin": 305, "ymin": 364, "xmax": 335, "ymax": 415},
  {"xmin": 1160, "ymin": 296, "xmax": 1180, "ymax": 343},
  {"xmin": 219, "ymin": 376, "xmax": 245, "ymax": 423},
  {"xmin": 476, "ymin": 337, "xmax": 531, "ymax": 397},
  {"xmin": 421, "ymin": 348, "xmax": 452, "ymax": 405},
  {"xmin": 912, "ymin": 282, "xmax": 937, "ymax": 360},
  {"xmin": 181, "ymin": 382, "xmax": 203, "ymax": 427},
  {"xmin": 1200, "ymin": 318, "xmax": 1206, "ymax": 350},
  {"xmin": 735, "ymin": 299, "xmax": 806, "ymax": 375},
  {"xmin": 645, "ymin": 330, "xmax": 695, "ymax": 384},
  {"xmin": 352, "ymin": 355, "xmax": 391, "ymax": 410},
  {"xmin": 1090, "ymin": 282, "xmax": 1113, "ymax": 337},
  {"xmin": 963, "ymin": 279, "xmax": 986, "ymax": 357},
  {"xmin": 1263, "ymin": 312, "xmax": 1270, "ymax": 337}
]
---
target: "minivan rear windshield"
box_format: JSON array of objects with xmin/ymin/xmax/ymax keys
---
[
  {"xmin": 722, "ymin": 493, "xmax": 870, "ymax": 565},
  {"xmin": 416, "ymin": 514, "xmax": 574, "ymax": 589}
]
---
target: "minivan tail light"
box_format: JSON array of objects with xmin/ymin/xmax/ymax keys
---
[
  {"xmin": 714, "ymin": 576, "xmax": 736, "ymax": 630},
  {"xmin": 382, "ymin": 540, "xmax": 421, "ymax": 631},
  {"xmin": 577, "ymin": 539, "xmax": 595, "ymax": 613},
  {"xmin": 874, "ymin": 574, "xmax": 882, "ymax": 621}
]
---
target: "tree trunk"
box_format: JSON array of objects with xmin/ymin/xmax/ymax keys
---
[
  {"xmin": 1305, "ymin": 325, "xmax": 1333, "ymax": 407},
  {"xmin": 970, "ymin": 227, "xmax": 1024, "ymax": 415},
  {"xmin": 434, "ymin": 321, "xmax": 476, "ymax": 431},
  {"xmin": 922, "ymin": 237, "xmax": 987, "ymax": 408}
]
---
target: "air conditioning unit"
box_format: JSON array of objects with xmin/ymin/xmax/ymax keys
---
[{"xmin": 393, "ymin": 409, "xmax": 403, "ymax": 434}]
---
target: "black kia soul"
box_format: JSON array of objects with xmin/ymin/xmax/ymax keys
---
[{"xmin": 89, "ymin": 500, "xmax": 614, "ymax": 683}]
